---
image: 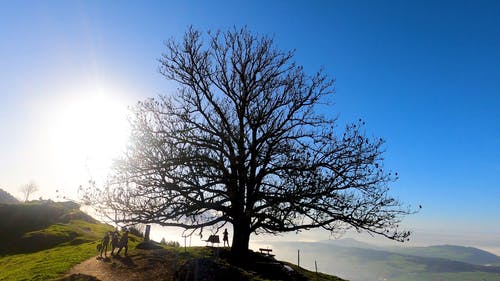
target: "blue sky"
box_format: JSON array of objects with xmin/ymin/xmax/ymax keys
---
[{"xmin": 0, "ymin": 1, "xmax": 499, "ymax": 252}]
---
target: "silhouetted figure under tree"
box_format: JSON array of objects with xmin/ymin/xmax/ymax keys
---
[
  {"xmin": 110, "ymin": 230, "xmax": 119, "ymax": 256},
  {"xmin": 223, "ymin": 228, "xmax": 229, "ymax": 247},
  {"xmin": 100, "ymin": 232, "xmax": 110, "ymax": 258},
  {"xmin": 116, "ymin": 229, "xmax": 129, "ymax": 256}
]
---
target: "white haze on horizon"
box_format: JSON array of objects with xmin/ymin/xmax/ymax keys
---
[{"xmin": 141, "ymin": 223, "xmax": 500, "ymax": 256}]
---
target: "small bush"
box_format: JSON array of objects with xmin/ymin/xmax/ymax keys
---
[
  {"xmin": 160, "ymin": 238, "xmax": 180, "ymax": 247},
  {"xmin": 128, "ymin": 225, "xmax": 144, "ymax": 237}
]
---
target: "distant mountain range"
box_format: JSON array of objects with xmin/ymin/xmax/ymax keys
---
[
  {"xmin": 270, "ymin": 238, "xmax": 500, "ymax": 281},
  {"xmin": 392, "ymin": 244, "xmax": 500, "ymax": 266},
  {"xmin": 320, "ymin": 238, "xmax": 500, "ymax": 266},
  {"xmin": 0, "ymin": 188, "xmax": 18, "ymax": 204}
]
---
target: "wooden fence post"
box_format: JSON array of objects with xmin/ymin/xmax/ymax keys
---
[{"xmin": 297, "ymin": 249, "xmax": 300, "ymax": 267}]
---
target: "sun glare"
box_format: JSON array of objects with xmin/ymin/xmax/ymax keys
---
[{"xmin": 49, "ymin": 94, "xmax": 130, "ymax": 193}]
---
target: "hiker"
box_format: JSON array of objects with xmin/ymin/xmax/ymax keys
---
[
  {"xmin": 116, "ymin": 229, "xmax": 129, "ymax": 256},
  {"xmin": 100, "ymin": 231, "xmax": 110, "ymax": 258},
  {"xmin": 223, "ymin": 228, "xmax": 229, "ymax": 247},
  {"xmin": 110, "ymin": 230, "xmax": 119, "ymax": 256}
]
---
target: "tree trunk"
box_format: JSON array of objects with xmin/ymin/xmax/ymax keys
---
[{"xmin": 230, "ymin": 219, "xmax": 251, "ymax": 262}]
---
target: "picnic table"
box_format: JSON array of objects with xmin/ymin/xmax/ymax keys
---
[{"xmin": 259, "ymin": 248, "xmax": 275, "ymax": 257}]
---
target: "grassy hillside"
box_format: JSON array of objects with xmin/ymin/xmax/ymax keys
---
[
  {"xmin": 50, "ymin": 245, "xmax": 345, "ymax": 281},
  {"xmin": 175, "ymin": 247, "xmax": 345, "ymax": 281},
  {"xmin": 0, "ymin": 201, "xmax": 114, "ymax": 280},
  {"xmin": 0, "ymin": 202, "xmax": 345, "ymax": 281},
  {"xmin": 0, "ymin": 241, "xmax": 101, "ymax": 280},
  {"xmin": 0, "ymin": 201, "xmax": 109, "ymax": 254}
]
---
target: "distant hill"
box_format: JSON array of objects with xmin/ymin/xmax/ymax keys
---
[
  {"xmin": 0, "ymin": 200, "xmax": 103, "ymax": 254},
  {"xmin": 323, "ymin": 238, "xmax": 500, "ymax": 266},
  {"xmin": 392, "ymin": 244, "xmax": 500, "ymax": 266},
  {"xmin": 0, "ymin": 188, "xmax": 19, "ymax": 204},
  {"xmin": 321, "ymin": 237, "xmax": 383, "ymax": 249},
  {"xmin": 271, "ymin": 240, "xmax": 500, "ymax": 281},
  {"xmin": 0, "ymin": 201, "xmax": 116, "ymax": 280}
]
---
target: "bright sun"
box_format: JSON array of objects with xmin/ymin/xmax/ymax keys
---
[{"xmin": 49, "ymin": 94, "xmax": 130, "ymax": 191}]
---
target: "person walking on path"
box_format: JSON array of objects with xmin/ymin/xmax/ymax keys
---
[
  {"xmin": 116, "ymin": 229, "xmax": 129, "ymax": 256},
  {"xmin": 110, "ymin": 230, "xmax": 119, "ymax": 256},
  {"xmin": 223, "ymin": 228, "xmax": 229, "ymax": 247},
  {"xmin": 99, "ymin": 232, "xmax": 110, "ymax": 258}
]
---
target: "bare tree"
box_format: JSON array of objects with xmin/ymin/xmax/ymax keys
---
[
  {"xmin": 84, "ymin": 27, "xmax": 415, "ymax": 259},
  {"xmin": 20, "ymin": 181, "xmax": 38, "ymax": 202}
]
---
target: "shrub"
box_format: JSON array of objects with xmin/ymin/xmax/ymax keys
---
[
  {"xmin": 160, "ymin": 238, "xmax": 180, "ymax": 247},
  {"xmin": 128, "ymin": 225, "xmax": 144, "ymax": 238}
]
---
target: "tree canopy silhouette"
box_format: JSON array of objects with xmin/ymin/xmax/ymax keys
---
[{"xmin": 83, "ymin": 27, "xmax": 413, "ymax": 258}]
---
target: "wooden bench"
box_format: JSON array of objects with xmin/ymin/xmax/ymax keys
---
[
  {"xmin": 205, "ymin": 235, "xmax": 220, "ymax": 246},
  {"xmin": 259, "ymin": 248, "xmax": 275, "ymax": 257}
]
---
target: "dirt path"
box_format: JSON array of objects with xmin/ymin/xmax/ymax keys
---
[{"xmin": 65, "ymin": 249, "xmax": 179, "ymax": 281}]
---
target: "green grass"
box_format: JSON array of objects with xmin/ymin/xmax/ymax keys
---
[
  {"xmin": 0, "ymin": 223, "xmax": 142, "ymax": 281},
  {"xmin": 171, "ymin": 246, "xmax": 213, "ymax": 262},
  {"xmin": 1, "ymin": 243, "xmax": 344, "ymax": 281},
  {"xmin": 1, "ymin": 202, "xmax": 344, "ymax": 281},
  {"xmin": 0, "ymin": 242, "xmax": 100, "ymax": 281},
  {"xmin": 0, "ymin": 201, "xmax": 116, "ymax": 281}
]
